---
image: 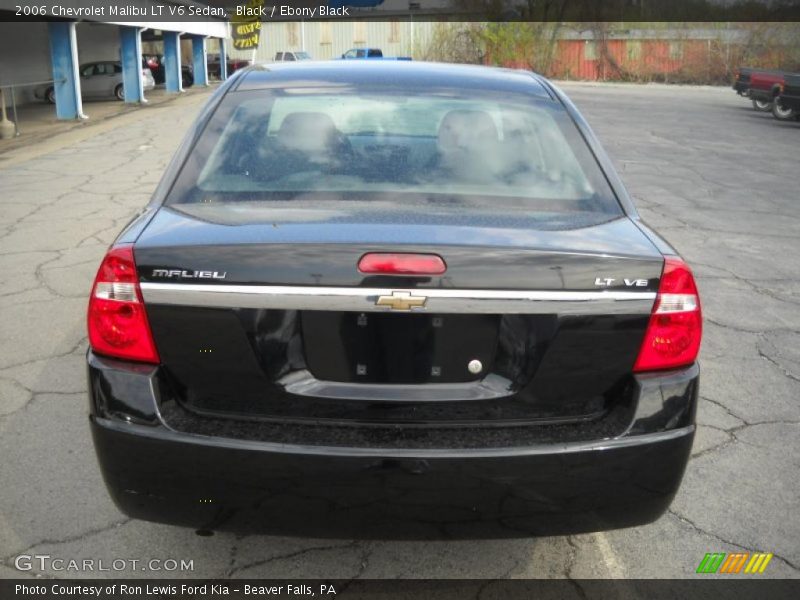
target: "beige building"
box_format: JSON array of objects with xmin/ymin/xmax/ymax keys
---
[{"xmin": 226, "ymin": 20, "xmax": 444, "ymax": 62}]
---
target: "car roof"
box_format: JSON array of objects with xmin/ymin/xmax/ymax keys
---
[{"xmin": 235, "ymin": 61, "xmax": 553, "ymax": 99}]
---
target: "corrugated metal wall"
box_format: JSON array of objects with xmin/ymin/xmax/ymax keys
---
[
  {"xmin": 491, "ymin": 38, "xmax": 728, "ymax": 82},
  {"xmin": 227, "ymin": 20, "xmax": 439, "ymax": 62},
  {"xmin": 548, "ymin": 39, "xmax": 718, "ymax": 81}
]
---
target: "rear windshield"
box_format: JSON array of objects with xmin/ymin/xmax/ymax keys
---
[{"xmin": 166, "ymin": 87, "xmax": 622, "ymax": 225}]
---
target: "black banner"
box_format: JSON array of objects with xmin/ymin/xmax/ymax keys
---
[{"xmin": 2, "ymin": 579, "xmax": 800, "ymax": 600}]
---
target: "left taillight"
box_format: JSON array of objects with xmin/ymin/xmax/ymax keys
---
[
  {"xmin": 87, "ymin": 245, "xmax": 159, "ymax": 364},
  {"xmin": 633, "ymin": 257, "xmax": 702, "ymax": 373}
]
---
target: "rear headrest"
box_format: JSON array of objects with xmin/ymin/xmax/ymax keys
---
[
  {"xmin": 437, "ymin": 110, "xmax": 499, "ymax": 153},
  {"xmin": 277, "ymin": 112, "xmax": 339, "ymax": 153}
]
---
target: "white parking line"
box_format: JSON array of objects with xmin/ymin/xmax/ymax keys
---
[{"xmin": 595, "ymin": 532, "xmax": 626, "ymax": 578}]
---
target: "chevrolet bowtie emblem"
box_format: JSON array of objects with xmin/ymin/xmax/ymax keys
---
[{"xmin": 375, "ymin": 291, "xmax": 427, "ymax": 311}]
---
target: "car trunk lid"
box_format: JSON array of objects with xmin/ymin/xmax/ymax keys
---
[{"xmin": 134, "ymin": 207, "xmax": 662, "ymax": 425}]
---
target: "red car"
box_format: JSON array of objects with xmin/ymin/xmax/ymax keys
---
[
  {"xmin": 207, "ymin": 53, "xmax": 251, "ymax": 79},
  {"xmin": 747, "ymin": 69, "xmax": 786, "ymax": 112}
]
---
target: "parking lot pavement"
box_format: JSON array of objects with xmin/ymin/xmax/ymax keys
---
[
  {"xmin": 0, "ymin": 82, "xmax": 798, "ymax": 581},
  {"xmin": 0, "ymin": 86, "xmax": 216, "ymax": 161}
]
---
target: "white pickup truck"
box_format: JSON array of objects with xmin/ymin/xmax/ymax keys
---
[{"xmin": 274, "ymin": 51, "xmax": 312, "ymax": 61}]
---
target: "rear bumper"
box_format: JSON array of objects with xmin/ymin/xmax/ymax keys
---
[{"xmin": 88, "ymin": 353, "xmax": 698, "ymax": 538}]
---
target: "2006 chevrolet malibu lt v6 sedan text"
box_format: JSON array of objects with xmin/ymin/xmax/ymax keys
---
[{"xmin": 86, "ymin": 61, "xmax": 702, "ymax": 538}]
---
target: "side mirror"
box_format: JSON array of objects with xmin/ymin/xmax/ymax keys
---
[{"xmin": 341, "ymin": 53, "xmax": 346, "ymax": 59}]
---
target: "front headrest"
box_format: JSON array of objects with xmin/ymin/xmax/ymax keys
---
[
  {"xmin": 277, "ymin": 112, "xmax": 339, "ymax": 153},
  {"xmin": 437, "ymin": 110, "xmax": 499, "ymax": 153}
]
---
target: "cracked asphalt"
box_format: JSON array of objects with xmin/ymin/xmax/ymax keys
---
[{"xmin": 0, "ymin": 82, "xmax": 798, "ymax": 581}]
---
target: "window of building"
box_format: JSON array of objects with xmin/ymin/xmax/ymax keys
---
[
  {"xmin": 353, "ymin": 21, "xmax": 366, "ymax": 44},
  {"xmin": 584, "ymin": 41, "xmax": 598, "ymax": 61},
  {"xmin": 389, "ymin": 19, "xmax": 400, "ymax": 43},
  {"xmin": 669, "ymin": 41, "xmax": 683, "ymax": 60},
  {"xmin": 626, "ymin": 41, "xmax": 641, "ymax": 61},
  {"xmin": 320, "ymin": 22, "xmax": 332, "ymax": 45},
  {"xmin": 287, "ymin": 22, "xmax": 298, "ymax": 47}
]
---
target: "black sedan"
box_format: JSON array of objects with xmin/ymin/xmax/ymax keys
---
[{"xmin": 86, "ymin": 61, "xmax": 702, "ymax": 538}]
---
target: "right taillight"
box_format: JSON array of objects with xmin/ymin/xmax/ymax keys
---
[
  {"xmin": 633, "ymin": 257, "xmax": 702, "ymax": 373},
  {"xmin": 87, "ymin": 245, "xmax": 159, "ymax": 364}
]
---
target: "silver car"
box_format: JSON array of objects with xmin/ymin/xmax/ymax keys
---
[{"xmin": 37, "ymin": 61, "xmax": 156, "ymax": 103}]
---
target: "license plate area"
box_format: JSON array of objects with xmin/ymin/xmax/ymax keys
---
[{"xmin": 301, "ymin": 312, "xmax": 500, "ymax": 384}]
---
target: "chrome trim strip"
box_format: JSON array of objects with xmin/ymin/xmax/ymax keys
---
[{"xmin": 140, "ymin": 282, "xmax": 655, "ymax": 314}]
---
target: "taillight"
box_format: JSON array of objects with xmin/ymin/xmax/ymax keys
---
[
  {"xmin": 87, "ymin": 245, "xmax": 159, "ymax": 364},
  {"xmin": 633, "ymin": 257, "xmax": 702, "ymax": 373},
  {"xmin": 358, "ymin": 253, "xmax": 446, "ymax": 275}
]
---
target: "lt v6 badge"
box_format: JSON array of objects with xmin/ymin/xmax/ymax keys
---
[{"xmin": 594, "ymin": 277, "xmax": 649, "ymax": 287}]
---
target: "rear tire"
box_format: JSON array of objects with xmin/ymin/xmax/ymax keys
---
[
  {"xmin": 752, "ymin": 98, "xmax": 772, "ymax": 112},
  {"xmin": 771, "ymin": 101, "xmax": 796, "ymax": 121},
  {"xmin": 45, "ymin": 87, "xmax": 56, "ymax": 104},
  {"xmin": 114, "ymin": 84, "xmax": 125, "ymax": 101}
]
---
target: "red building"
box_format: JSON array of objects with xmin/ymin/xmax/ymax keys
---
[{"xmin": 489, "ymin": 28, "xmax": 793, "ymax": 84}]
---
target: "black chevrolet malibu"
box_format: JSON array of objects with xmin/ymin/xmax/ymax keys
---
[{"xmin": 87, "ymin": 61, "xmax": 702, "ymax": 538}]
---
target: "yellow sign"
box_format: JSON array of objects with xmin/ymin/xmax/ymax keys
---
[{"xmin": 232, "ymin": 0, "xmax": 264, "ymax": 51}]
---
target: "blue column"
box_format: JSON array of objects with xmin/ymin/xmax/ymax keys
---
[
  {"xmin": 47, "ymin": 21, "xmax": 83, "ymax": 120},
  {"xmin": 192, "ymin": 36, "xmax": 208, "ymax": 86},
  {"xmin": 219, "ymin": 38, "xmax": 228, "ymax": 81},
  {"xmin": 119, "ymin": 26, "xmax": 144, "ymax": 103},
  {"xmin": 163, "ymin": 31, "xmax": 182, "ymax": 93}
]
